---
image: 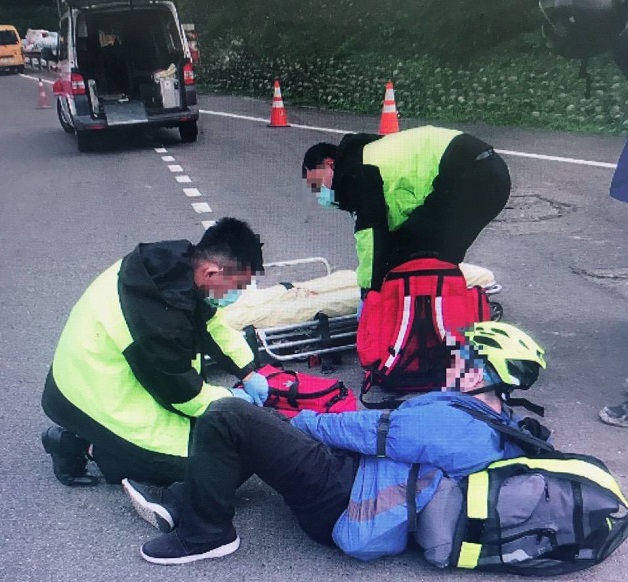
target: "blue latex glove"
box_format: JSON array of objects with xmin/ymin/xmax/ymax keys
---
[
  {"xmin": 356, "ymin": 299, "xmax": 364, "ymax": 321},
  {"xmin": 230, "ymin": 388, "xmax": 254, "ymax": 404},
  {"xmin": 242, "ymin": 372, "xmax": 269, "ymax": 406}
]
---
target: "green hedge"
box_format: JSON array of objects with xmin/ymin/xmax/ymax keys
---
[
  {"xmin": 197, "ymin": 45, "xmax": 628, "ymax": 135},
  {"xmin": 181, "ymin": 1, "xmax": 628, "ymax": 134}
]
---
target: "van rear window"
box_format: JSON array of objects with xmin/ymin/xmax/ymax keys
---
[{"xmin": 0, "ymin": 30, "xmax": 19, "ymax": 45}]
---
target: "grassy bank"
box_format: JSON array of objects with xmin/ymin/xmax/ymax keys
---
[{"xmin": 197, "ymin": 46, "xmax": 628, "ymax": 135}]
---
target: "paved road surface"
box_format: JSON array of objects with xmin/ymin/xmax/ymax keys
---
[{"xmin": 1, "ymin": 73, "xmax": 627, "ymax": 582}]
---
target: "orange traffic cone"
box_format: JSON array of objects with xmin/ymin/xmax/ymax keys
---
[
  {"xmin": 378, "ymin": 81, "xmax": 399, "ymax": 134},
  {"xmin": 36, "ymin": 78, "xmax": 51, "ymax": 109},
  {"xmin": 268, "ymin": 79, "xmax": 290, "ymax": 127}
]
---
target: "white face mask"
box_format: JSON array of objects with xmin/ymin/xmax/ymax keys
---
[
  {"xmin": 204, "ymin": 288, "xmax": 243, "ymax": 308},
  {"xmin": 317, "ymin": 186, "xmax": 337, "ymax": 209}
]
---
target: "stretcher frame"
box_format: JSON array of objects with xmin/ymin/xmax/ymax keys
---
[
  {"xmin": 245, "ymin": 257, "xmax": 357, "ymax": 363},
  {"xmin": 208, "ymin": 257, "xmax": 503, "ymax": 366}
]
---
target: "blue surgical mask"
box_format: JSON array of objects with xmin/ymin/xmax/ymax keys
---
[
  {"xmin": 204, "ymin": 288, "xmax": 243, "ymax": 308},
  {"xmin": 317, "ymin": 186, "xmax": 337, "ymax": 209}
]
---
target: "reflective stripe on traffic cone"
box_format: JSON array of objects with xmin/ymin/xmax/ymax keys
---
[
  {"xmin": 36, "ymin": 78, "xmax": 51, "ymax": 109},
  {"xmin": 268, "ymin": 79, "xmax": 290, "ymax": 127},
  {"xmin": 378, "ymin": 81, "xmax": 399, "ymax": 134}
]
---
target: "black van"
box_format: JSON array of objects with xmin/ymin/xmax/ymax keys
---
[{"xmin": 52, "ymin": 1, "xmax": 199, "ymax": 151}]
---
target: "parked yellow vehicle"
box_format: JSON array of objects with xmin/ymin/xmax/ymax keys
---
[{"xmin": 0, "ymin": 25, "xmax": 25, "ymax": 74}]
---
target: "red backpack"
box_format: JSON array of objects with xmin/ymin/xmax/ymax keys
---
[{"xmin": 357, "ymin": 257, "xmax": 490, "ymax": 406}]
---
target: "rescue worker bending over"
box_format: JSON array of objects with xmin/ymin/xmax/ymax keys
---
[{"xmin": 302, "ymin": 127, "xmax": 511, "ymax": 298}]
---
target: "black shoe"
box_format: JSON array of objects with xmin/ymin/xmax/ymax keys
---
[
  {"xmin": 41, "ymin": 426, "xmax": 98, "ymax": 487},
  {"xmin": 140, "ymin": 527, "xmax": 240, "ymax": 565},
  {"xmin": 122, "ymin": 478, "xmax": 179, "ymax": 532}
]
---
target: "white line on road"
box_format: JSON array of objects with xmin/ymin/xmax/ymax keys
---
[
  {"xmin": 202, "ymin": 220, "xmax": 217, "ymax": 229},
  {"xmin": 175, "ymin": 175, "xmax": 192, "ymax": 183},
  {"xmin": 16, "ymin": 74, "xmax": 620, "ymax": 170},
  {"xmin": 183, "ymin": 188, "xmax": 202, "ymax": 197},
  {"xmin": 199, "ymin": 109, "xmax": 619, "ymax": 170},
  {"xmin": 161, "ymin": 155, "xmax": 176, "ymax": 162},
  {"xmin": 20, "ymin": 73, "xmax": 54, "ymax": 84},
  {"xmin": 192, "ymin": 202, "xmax": 213, "ymax": 213},
  {"xmin": 168, "ymin": 164, "xmax": 184, "ymax": 172},
  {"xmin": 495, "ymin": 149, "xmax": 618, "ymax": 169}
]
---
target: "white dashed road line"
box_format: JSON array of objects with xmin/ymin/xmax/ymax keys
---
[
  {"xmin": 192, "ymin": 202, "xmax": 212, "ymax": 213},
  {"xmin": 153, "ymin": 147, "xmax": 214, "ymax": 230}
]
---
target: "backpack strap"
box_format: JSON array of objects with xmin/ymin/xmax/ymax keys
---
[
  {"xmin": 376, "ymin": 410, "xmax": 392, "ymax": 457},
  {"xmin": 406, "ymin": 463, "xmax": 420, "ymax": 534},
  {"xmin": 450, "ymin": 403, "xmax": 554, "ymax": 455},
  {"xmin": 359, "ymin": 379, "xmax": 408, "ymax": 409},
  {"xmin": 314, "ymin": 312, "xmax": 335, "ymax": 372}
]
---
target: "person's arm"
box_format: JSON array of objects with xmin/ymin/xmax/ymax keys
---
[
  {"xmin": 203, "ymin": 307, "xmax": 256, "ymax": 380},
  {"xmin": 124, "ymin": 332, "xmax": 231, "ymax": 418},
  {"xmin": 291, "ymin": 409, "xmax": 383, "ymax": 453},
  {"xmin": 352, "ymin": 165, "xmax": 391, "ymax": 292}
]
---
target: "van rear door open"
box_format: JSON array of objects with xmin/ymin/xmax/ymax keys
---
[{"xmin": 56, "ymin": 1, "xmax": 198, "ymax": 150}]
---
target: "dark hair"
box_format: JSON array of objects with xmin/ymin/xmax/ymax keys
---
[
  {"xmin": 192, "ymin": 217, "xmax": 264, "ymax": 273},
  {"xmin": 301, "ymin": 142, "xmax": 338, "ymax": 178}
]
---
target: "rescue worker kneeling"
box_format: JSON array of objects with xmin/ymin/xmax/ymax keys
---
[
  {"xmin": 122, "ymin": 322, "xmax": 547, "ymax": 564},
  {"xmin": 41, "ymin": 218, "xmax": 268, "ymax": 487}
]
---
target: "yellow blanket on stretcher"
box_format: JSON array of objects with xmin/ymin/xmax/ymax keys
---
[{"xmin": 223, "ymin": 263, "xmax": 496, "ymax": 330}]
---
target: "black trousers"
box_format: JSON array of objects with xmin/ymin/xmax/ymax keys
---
[
  {"xmin": 177, "ymin": 398, "xmax": 358, "ymax": 546},
  {"xmin": 42, "ymin": 368, "xmax": 187, "ymax": 486},
  {"xmin": 391, "ymin": 133, "xmax": 511, "ymax": 266}
]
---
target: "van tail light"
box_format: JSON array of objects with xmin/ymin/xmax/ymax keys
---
[
  {"xmin": 71, "ymin": 72, "xmax": 86, "ymax": 95},
  {"xmin": 53, "ymin": 79, "xmax": 63, "ymax": 96},
  {"xmin": 183, "ymin": 61, "xmax": 195, "ymax": 86}
]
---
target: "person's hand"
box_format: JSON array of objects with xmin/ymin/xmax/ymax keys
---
[
  {"xmin": 242, "ymin": 372, "xmax": 269, "ymax": 406},
  {"xmin": 230, "ymin": 389, "xmax": 254, "ymax": 404}
]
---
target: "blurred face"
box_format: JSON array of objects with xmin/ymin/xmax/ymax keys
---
[
  {"xmin": 444, "ymin": 349, "xmax": 483, "ymax": 392},
  {"xmin": 304, "ymin": 159, "xmax": 334, "ymax": 193},
  {"xmin": 194, "ymin": 260, "xmax": 253, "ymax": 299}
]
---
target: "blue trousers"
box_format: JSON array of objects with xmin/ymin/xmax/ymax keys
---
[{"xmin": 610, "ymin": 139, "xmax": 628, "ymax": 202}]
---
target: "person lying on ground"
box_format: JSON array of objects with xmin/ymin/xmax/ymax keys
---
[{"xmin": 122, "ymin": 321, "xmax": 547, "ymax": 565}]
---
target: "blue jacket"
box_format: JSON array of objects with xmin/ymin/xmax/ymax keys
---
[{"xmin": 291, "ymin": 392, "xmax": 525, "ymax": 561}]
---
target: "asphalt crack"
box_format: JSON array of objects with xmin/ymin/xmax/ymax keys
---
[{"xmin": 494, "ymin": 194, "xmax": 575, "ymax": 223}]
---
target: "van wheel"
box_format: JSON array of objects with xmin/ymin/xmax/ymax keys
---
[
  {"xmin": 179, "ymin": 120, "xmax": 198, "ymax": 143},
  {"xmin": 77, "ymin": 131, "xmax": 94, "ymax": 153},
  {"xmin": 57, "ymin": 100, "xmax": 75, "ymax": 134}
]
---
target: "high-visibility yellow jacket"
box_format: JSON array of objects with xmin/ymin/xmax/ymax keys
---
[
  {"xmin": 332, "ymin": 126, "xmax": 462, "ymax": 291},
  {"xmin": 42, "ymin": 240, "xmax": 253, "ymax": 476}
]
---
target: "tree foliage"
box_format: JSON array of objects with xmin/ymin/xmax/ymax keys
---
[
  {"xmin": 178, "ymin": 0, "xmax": 541, "ymax": 63},
  {"xmin": 0, "ymin": 0, "xmax": 59, "ymax": 34}
]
